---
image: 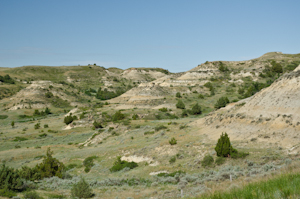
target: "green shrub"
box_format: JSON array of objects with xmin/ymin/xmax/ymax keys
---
[
  {"xmin": 93, "ymin": 121, "xmax": 103, "ymax": 129},
  {"xmin": 11, "ymin": 121, "xmax": 14, "ymax": 127},
  {"xmin": 45, "ymin": 92, "xmax": 54, "ymax": 98},
  {"xmin": 34, "ymin": 148, "xmax": 65, "ymax": 179},
  {"xmin": 198, "ymin": 94, "xmax": 204, "ymax": 99},
  {"xmin": 0, "ymin": 188, "xmax": 16, "ymax": 198},
  {"xmin": 71, "ymin": 177, "xmax": 93, "ymax": 199},
  {"xmin": 83, "ymin": 156, "xmax": 97, "ymax": 173},
  {"xmin": 169, "ymin": 137, "xmax": 177, "ymax": 145},
  {"xmin": 13, "ymin": 136, "xmax": 28, "ymax": 142},
  {"xmin": 65, "ymin": 163, "xmax": 78, "ymax": 171},
  {"xmin": 214, "ymin": 96, "xmax": 230, "ymax": 109},
  {"xmin": 181, "ymin": 109, "xmax": 188, "ymax": 117},
  {"xmin": 63, "ymin": 115, "xmax": 77, "ymax": 125},
  {"xmin": 219, "ymin": 62, "xmax": 229, "ymax": 72},
  {"xmin": 44, "ymin": 124, "xmax": 48, "ymax": 128},
  {"xmin": 33, "ymin": 108, "xmax": 51, "ymax": 116},
  {"xmin": 176, "ymin": 92, "xmax": 182, "ymax": 98},
  {"xmin": 271, "ymin": 60, "xmax": 283, "ymax": 73},
  {"xmin": 155, "ymin": 125, "xmax": 167, "ymax": 131},
  {"xmin": 215, "ymin": 132, "xmax": 237, "ymax": 157},
  {"xmin": 159, "ymin": 107, "xmax": 168, "ymax": 112},
  {"xmin": 0, "ymin": 115, "xmax": 8, "ymax": 120},
  {"xmin": 169, "ymin": 156, "xmax": 176, "ymax": 164},
  {"xmin": 38, "ymin": 133, "xmax": 47, "ymax": 138},
  {"xmin": 112, "ymin": 110, "xmax": 125, "ymax": 121},
  {"xmin": 190, "ymin": 103, "xmax": 202, "ymax": 115},
  {"xmin": 132, "ymin": 113, "xmax": 139, "ymax": 120},
  {"xmin": 215, "ymin": 156, "xmax": 225, "ymax": 165},
  {"xmin": 23, "ymin": 191, "xmax": 44, "ymax": 199},
  {"xmin": 176, "ymin": 100, "xmax": 185, "ymax": 109},
  {"xmin": 34, "ymin": 123, "xmax": 41, "ymax": 129},
  {"xmin": 201, "ymin": 155, "xmax": 214, "ymax": 167},
  {"xmin": 144, "ymin": 131, "xmax": 154, "ymax": 135},
  {"xmin": 110, "ymin": 156, "xmax": 138, "ymax": 172},
  {"xmin": 0, "ymin": 164, "xmax": 24, "ymax": 192},
  {"xmin": 0, "ymin": 74, "xmax": 14, "ymax": 84}
]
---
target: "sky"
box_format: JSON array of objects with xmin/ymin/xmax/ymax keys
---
[{"xmin": 0, "ymin": 0, "xmax": 299, "ymax": 72}]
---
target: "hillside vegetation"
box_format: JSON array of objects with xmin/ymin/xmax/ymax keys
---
[{"xmin": 0, "ymin": 52, "xmax": 300, "ymax": 198}]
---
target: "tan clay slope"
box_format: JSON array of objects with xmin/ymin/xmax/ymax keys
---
[
  {"xmin": 237, "ymin": 65, "xmax": 300, "ymax": 120},
  {"xmin": 192, "ymin": 65, "xmax": 300, "ymax": 151}
]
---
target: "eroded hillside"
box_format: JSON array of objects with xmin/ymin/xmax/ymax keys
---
[{"xmin": 1, "ymin": 52, "xmax": 300, "ymax": 198}]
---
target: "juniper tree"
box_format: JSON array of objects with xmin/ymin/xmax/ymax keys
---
[{"xmin": 215, "ymin": 132, "xmax": 237, "ymax": 157}]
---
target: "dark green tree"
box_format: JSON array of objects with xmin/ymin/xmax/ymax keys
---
[
  {"xmin": 176, "ymin": 92, "xmax": 182, "ymax": 98},
  {"xmin": 112, "ymin": 110, "xmax": 125, "ymax": 121},
  {"xmin": 190, "ymin": 103, "xmax": 202, "ymax": 115},
  {"xmin": 35, "ymin": 148, "xmax": 65, "ymax": 179},
  {"xmin": 215, "ymin": 132, "xmax": 237, "ymax": 157},
  {"xmin": 181, "ymin": 109, "xmax": 188, "ymax": 117},
  {"xmin": 270, "ymin": 61, "xmax": 283, "ymax": 73},
  {"xmin": 0, "ymin": 164, "xmax": 24, "ymax": 191},
  {"xmin": 176, "ymin": 100, "xmax": 185, "ymax": 109},
  {"xmin": 214, "ymin": 96, "xmax": 229, "ymax": 109}
]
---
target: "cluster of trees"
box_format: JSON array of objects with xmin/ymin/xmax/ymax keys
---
[
  {"xmin": 95, "ymin": 86, "xmax": 132, "ymax": 100},
  {"xmin": 0, "ymin": 74, "xmax": 14, "ymax": 84},
  {"xmin": 214, "ymin": 97, "xmax": 230, "ymax": 109},
  {"xmin": 33, "ymin": 107, "xmax": 51, "ymax": 116},
  {"xmin": 0, "ymin": 148, "xmax": 65, "ymax": 197},
  {"xmin": 64, "ymin": 114, "xmax": 77, "ymax": 125},
  {"xmin": 109, "ymin": 156, "xmax": 138, "ymax": 172},
  {"xmin": 176, "ymin": 100, "xmax": 202, "ymax": 117},
  {"xmin": 218, "ymin": 62, "xmax": 229, "ymax": 72},
  {"xmin": 203, "ymin": 82, "xmax": 215, "ymax": 96}
]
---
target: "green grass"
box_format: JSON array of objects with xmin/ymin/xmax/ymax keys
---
[
  {"xmin": 0, "ymin": 115, "xmax": 8, "ymax": 119},
  {"xmin": 196, "ymin": 173, "xmax": 300, "ymax": 199}
]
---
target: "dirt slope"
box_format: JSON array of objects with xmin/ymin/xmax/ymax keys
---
[{"xmin": 192, "ymin": 65, "xmax": 300, "ymax": 152}]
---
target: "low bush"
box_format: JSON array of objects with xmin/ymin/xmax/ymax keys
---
[
  {"xmin": 93, "ymin": 121, "xmax": 103, "ymax": 129},
  {"xmin": 169, "ymin": 156, "xmax": 176, "ymax": 164},
  {"xmin": 155, "ymin": 125, "xmax": 167, "ymax": 131},
  {"xmin": 83, "ymin": 156, "xmax": 97, "ymax": 173},
  {"xmin": 132, "ymin": 114, "xmax": 139, "ymax": 120},
  {"xmin": 190, "ymin": 103, "xmax": 202, "ymax": 115},
  {"xmin": 169, "ymin": 137, "xmax": 177, "ymax": 145},
  {"xmin": 13, "ymin": 136, "xmax": 28, "ymax": 142},
  {"xmin": 110, "ymin": 156, "xmax": 138, "ymax": 172},
  {"xmin": 63, "ymin": 115, "xmax": 77, "ymax": 125},
  {"xmin": 0, "ymin": 188, "xmax": 17, "ymax": 198},
  {"xmin": 112, "ymin": 110, "xmax": 125, "ymax": 121},
  {"xmin": 34, "ymin": 123, "xmax": 40, "ymax": 129},
  {"xmin": 198, "ymin": 94, "xmax": 204, "ymax": 99},
  {"xmin": 214, "ymin": 97, "xmax": 230, "ymax": 109},
  {"xmin": 144, "ymin": 131, "xmax": 154, "ymax": 135},
  {"xmin": 201, "ymin": 155, "xmax": 214, "ymax": 167},
  {"xmin": 71, "ymin": 177, "xmax": 93, "ymax": 199},
  {"xmin": 0, "ymin": 115, "xmax": 8, "ymax": 119},
  {"xmin": 38, "ymin": 133, "xmax": 47, "ymax": 138},
  {"xmin": 176, "ymin": 92, "xmax": 182, "ymax": 98},
  {"xmin": 215, "ymin": 156, "xmax": 225, "ymax": 165},
  {"xmin": 23, "ymin": 191, "xmax": 44, "ymax": 199},
  {"xmin": 159, "ymin": 107, "xmax": 168, "ymax": 112},
  {"xmin": 176, "ymin": 100, "xmax": 185, "ymax": 109}
]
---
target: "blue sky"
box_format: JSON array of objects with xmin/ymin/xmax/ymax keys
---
[{"xmin": 0, "ymin": 0, "xmax": 299, "ymax": 72}]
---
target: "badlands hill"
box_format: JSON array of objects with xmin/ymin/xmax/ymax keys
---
[
  {"xmin": 1, "ymin": 52, "xmax": 300, "ymax": 198},
  {"xmin": 193, "ymin": 64, "xmax": 300, "ymax": 152}
]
